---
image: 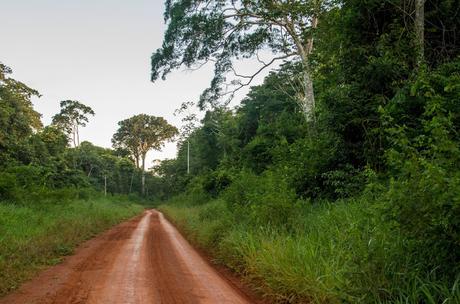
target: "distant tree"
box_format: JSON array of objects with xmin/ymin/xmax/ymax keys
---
[
  {"xmin": 38, "ymin": 125, "xmax": 68, "ymax": 157},
  {"xmin": 112, "ymin": 117, "xmax": 142, "ymax": 169},
  {"xmin": 52, "ymin": 100, "xmax": 95, "ymax": 147},
  {"xmin": 151, "ymin": 1, "xmax": 332, "ymax": 120},
  {"xmin": 112, "ymin": 114, "xmax": 178, "ymax": 195}
]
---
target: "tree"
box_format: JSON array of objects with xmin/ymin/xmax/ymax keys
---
[
  {"xmin": 112, "ymin": 114, "xmax": 178, "ymax": 195},
  {"xmin": 52, "ymin": 100, "xmax": 95, "ymax": 147},
  {"xmin": 151, "ymin": 0, "xmax": 331, "ymax": 120},
  {"xmin": 0, "ymin": 63, "xmax": 42, "ymax": 163},
  {"xmin": 112, "ymin": 117, "xmax": 143, "ymax": 168}
]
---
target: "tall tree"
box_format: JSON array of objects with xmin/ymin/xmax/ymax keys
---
[
  {"xmin": 112, "ymin": 114, "xmax": 177, "ymax": 195},
  {"xmin": 112, "ymin": 117, "xmax": 143, "ymax": 168},
  {"xmin": 0, "ymin": 63, "xmax": 42, "ymax": 162},
  {"xmin": 52, "ymin": 100, "xmax": 95, "ymax": 147},
  {"xmin": 151, "ymin": 0, "xmax": 331, "ymax": 120}
]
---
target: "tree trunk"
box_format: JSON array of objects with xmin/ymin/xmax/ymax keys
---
[
  {"xmin": 415, "ymin": 0, "xmax": 425, "ymax": 68},
  {"xmin": 294, "ymin": 16, "xmax": 318, "ymax": 122},
  {"xmin": 306, "ymin": 16, "xmax": 318, "ymax": 55},
  {"xmin": 76, "ymin": 124, "xmax": 80, "ymax": 147},
  {"xmin": 141, "ymin": 155, "xmax": 146, "ymax": 196},
  {"xmin": 72, "ymin": 124, "xmax": 77, "ymax": 148},
  {"xmin": 299, "ymin": 62, "xmax": 316, "ymax": 122}
]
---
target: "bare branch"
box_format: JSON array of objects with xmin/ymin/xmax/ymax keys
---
[{"xmin": 222, "ymin": 53, "xmax": 297, "ymax": 97}]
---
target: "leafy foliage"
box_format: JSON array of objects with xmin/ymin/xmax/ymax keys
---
[
  {"xmin": 381, "ymin": 59, "xmax": 460, "ymax": 280},
  {"xmin": 0, "ymin": 63, "xmax": 42, "ymax": 164},
  {"xmin": 112, "ymin": 114, "xmax": 178, "ymax": 168},
  {"xmin": 155, "ymin": 1, "xmax": 460, "ymax": 303},
  {"xmin": 152, "ymin": 0, "xmax": 331, "ymax": 108}
]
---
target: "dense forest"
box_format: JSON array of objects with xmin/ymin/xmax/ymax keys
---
[
  {"xmin": 151, "ymin": 0, "xmax": 460, "ymax": 303},
  {"xmin": 1, "ymin": 0, "xmax": 460, "ymax": 302},
  {"xmin": 0, "ymin": 62, "xmax": 176, "ymax": 201}
]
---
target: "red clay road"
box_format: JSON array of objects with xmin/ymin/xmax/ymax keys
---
[{"xmin": 0, "ymin": 210, "xmax": 254, "ymax": 304}]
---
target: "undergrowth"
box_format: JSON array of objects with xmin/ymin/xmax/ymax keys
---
[{"xmin": 160, "ymin": 198, "xmax": 460, "ymax": 303}]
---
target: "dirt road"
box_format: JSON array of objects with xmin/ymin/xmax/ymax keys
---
[{"xmin": 0, "ymin": 210, "xmax": 254, "ymax": 304}]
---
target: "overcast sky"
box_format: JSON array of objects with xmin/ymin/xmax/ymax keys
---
[{"xmin": 1, "ymin": 0, "xmax": 267, "ymax": 165}]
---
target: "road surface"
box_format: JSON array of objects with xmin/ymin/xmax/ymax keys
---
[{"xmin": 0, "ymin": 210, "xmax": 254, "ymax": 304}]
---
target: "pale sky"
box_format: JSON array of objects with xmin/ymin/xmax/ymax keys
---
[{"xmin": 1, "ymin": 0, "xmax": 268, "ymax": 164}]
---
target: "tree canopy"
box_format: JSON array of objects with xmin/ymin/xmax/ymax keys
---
[
  {"xmin": 52, "ymin": 100, "xmax": 95, "ymax": 147},
  {"xmin": 151, "ymin": 0, "xmax": 333, "ymax": 116},
  {"xmin": 112, "ymin": 114, "xmax": 178, "ymax": 195}
]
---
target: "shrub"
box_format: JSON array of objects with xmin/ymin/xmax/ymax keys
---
[
  {"xmin": 0, "ymin": 172, "xmax": 20, "ymax": 201},
  {"xmin": 274, "ymin": 131, "xmax": 346, "ymax": 199},
  {"xmin": 222, "ymin": 170, "xmax": 299, "ymax": 228},
  {"xmin": 382, "ymin": 60, "xmax": 460, "ymax": 282},
  {"xmin": 321, "ymin": 164, "xmax": 368, "ymax": 198}
]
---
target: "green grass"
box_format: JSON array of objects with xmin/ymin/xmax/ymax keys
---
[
  {"xmin": 0, "ymin": 196, "xmax": 143, "ymax": 296},
  {"xmin": 160, "ymin": 199, "xmax": 460, "ymax": 303}
]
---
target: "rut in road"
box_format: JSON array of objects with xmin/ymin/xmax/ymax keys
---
[{"xmin": 0, "ymin": 210, "xmax": 254, "ymax": 304}]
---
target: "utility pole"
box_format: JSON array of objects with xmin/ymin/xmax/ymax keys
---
[
  {"xmin": 174, "ymin": 101, "xmax": 198, "ymax": 176},
  {"xmin": 104, "ymin": 175, "xmax": 107, "ymax": 197},
  {"xmin": 187, "ymin": 140, "xmax": 190, "ymax": 174},
  {"xmin": 129, "ymin": 172, "xmax": 134, "ymax": 194}
]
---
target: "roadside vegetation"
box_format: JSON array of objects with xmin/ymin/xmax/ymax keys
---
[{"xmin": 152, "ymin": 1, "xmax": 460, "ymax": 303}]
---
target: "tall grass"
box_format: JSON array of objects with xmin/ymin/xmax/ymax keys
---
[
  {"xmin": 160, "ymin": 198, "xmax": 460, "ymax": 303},
  {"xmin": 0, "ymin": 196, "xmax": 143, "ymax": 296}
]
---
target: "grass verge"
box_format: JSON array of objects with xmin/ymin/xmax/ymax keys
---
[
  {"xmin": 159, "ymin": 199, "xmax": 460, "ymax": 303},
  {"xmin": 0, "ymin": 196, "xmax": 143, "ymax": 296}
]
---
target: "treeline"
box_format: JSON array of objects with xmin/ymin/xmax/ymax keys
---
[
  {"xmin": 0, "ymin": 63, "xmax": 168, "ymax": 202},
  {"xmin": 0, "ymin": 63, "xmax": 150, "ymax": 295},
  {"xmin": 153, "ymin": 0, "xmax": 460, "ymax": 303}
]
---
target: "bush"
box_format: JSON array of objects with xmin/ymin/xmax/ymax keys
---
[
  {"xmin": 0, "ymin": 172, "xmax": 20, "ymax": 201},
  {"xmin": 274, "ymin": 131, "xmax": 347, "ymax": 199},
  {"xmin": 198, "ymin": 170, "xmax": 233, "ymax": 197},
  {"xmin": 222, "ymin": 170, "xmax": 299, "ymax": 228},
  {"xmin": 382, "ymin": 61, "xmax": 460, "ymax": 281},
  {"xmin": 183, "ymin": 175, "xmax": 212, "ymax": 205},
  {"xmin": 321, "ymin": 165, "xmax": 368, "ymax": 198}
]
